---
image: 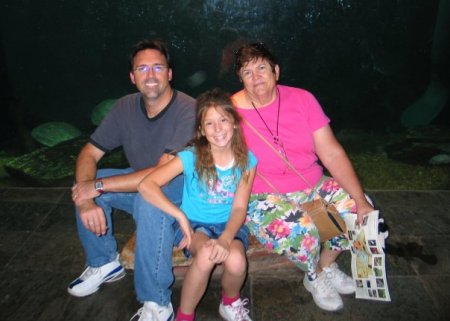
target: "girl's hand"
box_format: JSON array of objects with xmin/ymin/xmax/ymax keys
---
[
  {"xmin": 206, "ymin": 238, "xmax": 230, "ymax": 264},
  {"xmin": 177, "ymin": 216, "xmax": 193, "ymax": 250}
]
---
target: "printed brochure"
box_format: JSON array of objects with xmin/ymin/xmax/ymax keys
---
[{"xmin": 344, "ymin": 210, "xmax": 391, "ymax": 301}]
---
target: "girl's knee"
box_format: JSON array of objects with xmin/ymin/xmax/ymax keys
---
[
  {"xmin": 191, "ymin": 246, "xmax": 215, "ymax": 273},
  {"xmin": 224, "ymin": 249, "xmax": 247, "ymax": 275}
]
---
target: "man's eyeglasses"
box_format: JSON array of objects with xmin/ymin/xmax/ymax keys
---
[{"xmin": 133, "ymin": 64, "xmax": 168, "ymax": 74}]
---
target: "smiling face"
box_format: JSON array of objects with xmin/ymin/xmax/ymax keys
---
[
  {"xmin": 239, "ymin": 58, "xmax": 279, "ymax": 102},
  {"xmin": 129, "ymin": 49, "xmax": 172, "ymax": 102},
  {"xmin": 200, "ymin": 106, "xmax": 235, "ymax": 151}
]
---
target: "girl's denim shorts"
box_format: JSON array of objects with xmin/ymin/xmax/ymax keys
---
[{"xmin": 175, "ymin": 220, "xmax": 250, "ymax": 258}]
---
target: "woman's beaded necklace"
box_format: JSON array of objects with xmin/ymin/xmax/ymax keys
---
[{"xmin": 250, "ymin": 87, "xmax": 281, "ymax": 146}]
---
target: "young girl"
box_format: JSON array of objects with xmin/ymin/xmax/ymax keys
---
[{"xmin": 138, "ymin": 89, "xmax": 257, "ymax": 321}]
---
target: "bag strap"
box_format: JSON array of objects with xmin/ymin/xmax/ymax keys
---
[
  {"xmin": 256, "ymin": 171, "xmax": 280, "ymax": 193},
  {"xmin": 244, "ymin": 118, "xmax": 314, "ymax": 190}
]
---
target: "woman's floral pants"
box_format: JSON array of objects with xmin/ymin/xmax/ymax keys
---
[{"xmin": 247, "ymin": 176, "xmax": 356, "ymax": 279}]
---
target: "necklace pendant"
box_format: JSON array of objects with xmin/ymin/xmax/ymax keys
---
[{"xmin": 273, "ymin": 136, "xmax": 280, "ymax": 144}]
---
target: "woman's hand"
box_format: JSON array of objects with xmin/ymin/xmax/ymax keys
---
[
  {"xmin": 356, "ymin": 199, "xmax": 375, "ymax": 225},
  {"xmin": 206, "ymin": 237, "xmax": 230, "ymax": 264}
]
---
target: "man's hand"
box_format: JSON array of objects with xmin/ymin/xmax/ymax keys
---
[
  {"xmin": 78, "ymin": 201, "xmax": 108, "ymax": 236},
  {"xmin": 72, "ymin": 181, "xmax": 100, "ymax": 206}
]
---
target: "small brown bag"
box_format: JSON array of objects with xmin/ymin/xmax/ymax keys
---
[{"xmin": 302, "ymin": 198, "xmax": 347, "ymax": 242}]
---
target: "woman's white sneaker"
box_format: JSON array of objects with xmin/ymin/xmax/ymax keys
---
[
  {"xmin": 67, "ymin": 254, "xmax": 125, "ymax": 297},
  {"xmin": 322, "ymin": 263, "xmax": 355, "ymax": 294},
  {"xmin": 303, "ymin": 273, "xmax": 343, "ymax": 311}
]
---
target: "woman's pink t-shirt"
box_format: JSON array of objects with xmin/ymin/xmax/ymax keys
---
[{"xmin": 235, "ymin": 85, "xmax": 330, "ymax": 194}]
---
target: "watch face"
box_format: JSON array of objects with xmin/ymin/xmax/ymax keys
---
[{"xmin": 95, "ymin": 181, "xmax": 103, "ymax": 191}]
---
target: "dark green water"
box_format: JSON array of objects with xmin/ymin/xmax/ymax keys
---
[{"xmin": 0, "ymin": 0, "xmax": 448, "ymax": 185}]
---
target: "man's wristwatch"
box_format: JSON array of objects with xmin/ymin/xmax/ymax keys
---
[{"xmin": 94, "ymin": 179, "xmax": 105, "ymax": 194}]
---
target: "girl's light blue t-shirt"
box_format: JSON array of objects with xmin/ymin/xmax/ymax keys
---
[{"xmin": 178, "ymin": 148, "xmax": 257, "ymax": 223}]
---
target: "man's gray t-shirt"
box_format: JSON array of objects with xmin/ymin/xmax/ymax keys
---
[{"xmin": 90, "ymin": 90, "xmax": 196, "ymax": 171}]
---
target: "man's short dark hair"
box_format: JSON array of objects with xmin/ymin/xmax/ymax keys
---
[{"xmin": 129, "ymin": 39, "xmax": 171, "ymax": 71}]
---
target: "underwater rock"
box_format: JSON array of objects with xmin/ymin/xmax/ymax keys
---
[
  {"xmin": 384, "ymin": 125, "xmax": 450, "ymax": 166},
  {"xmin": 4, "ymin": 135, "xmax": 128, "ymax": 186},
  {"xmin": 31, "ymin": 122, "xmax": 82, "ymax": 147},
  {"xmin": 187, "ymin": 70, "xmax": 207, "ymax": 88},
  {"xmin": 429, "ymin": 154, "xmax": 450, "ymax": 165},
  {"xmin": 91, "ymin": 99, "xmax": 117, "ymax": 126}
]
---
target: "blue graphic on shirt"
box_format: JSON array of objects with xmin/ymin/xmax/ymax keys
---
[{"xmin": 177, "ymin": 148, "xmax": 257, "ymax": 223}]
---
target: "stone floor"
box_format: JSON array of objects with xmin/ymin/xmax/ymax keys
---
[{"xmin": 0, "ymin": 187, "xmax": 449, "ymax": 321}]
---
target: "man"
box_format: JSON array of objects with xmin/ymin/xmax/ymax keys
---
[{"xmin": 69, "ymin": 39, "xmax": 195, "ymax": 321}]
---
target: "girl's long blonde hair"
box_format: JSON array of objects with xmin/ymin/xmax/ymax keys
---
[{"xmin": 193, "ymin": 88, "xmax": 249, "ymax": 188}]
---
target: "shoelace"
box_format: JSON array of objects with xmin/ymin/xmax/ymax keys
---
[
  {"xmin": 231, "ymin": 298, "xmax": 250, "ymax": 320},
  {"xmin": 324, "ymin": 264, "xmax": 349, "ymax": 284},
  {"xmin": 323, "ymin": 264, "xmax": 337, "ymax": 281},
  {"xmin": 80, "ymin": 267, "xmax": 100, "ymax": 280},
  {"xmin": 131, "ymin": 304, "xmax": 170, "ymax": 321},
  {"xmin": 151, "ymin": 306, "xmax": 164, "ymax": 320},
  {"xmin": 130, "ymin": 307, "xmax": 145, "ymax": 321},
  {"xmin": 315, "ymin": 274, "xmax": 335, "ymax": 296}
]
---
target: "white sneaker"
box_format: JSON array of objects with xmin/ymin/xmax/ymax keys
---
[
  {"xmin": 303, "ymin": 273, "xmax": 343, "ymax": 311},
  {"xmin": 323, "ymin": 263, "xmax": 355, "ymax": 294},
  {"xmin": 67, "ymin": 254, "xmax": 125, "ymax": 297},
  {"xmin": 219, "ymin": 298, "xmax": 252, "ymax": 321},
  {"xmin": 130, "ymin": 302, "xmax": 174, "ymax": 321}
]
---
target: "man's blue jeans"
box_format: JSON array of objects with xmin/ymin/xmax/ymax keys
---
[{"xmin": 75, "ymin": 168, "xmax": 183, "ymax": 304}]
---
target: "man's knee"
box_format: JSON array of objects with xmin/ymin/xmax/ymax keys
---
[{"xmin": 134, "ymin": 193, "xmax": 175, "ymax": 224}]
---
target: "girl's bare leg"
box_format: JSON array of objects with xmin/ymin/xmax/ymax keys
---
[
  {"xmin": 179, "ymin": 233, "xmax": 215, "ymax": 314},
  {"xmin": 221, "ymin": 240, "xmax": 247, "ymax": 298}
]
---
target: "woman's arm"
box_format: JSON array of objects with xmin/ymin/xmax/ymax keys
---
[{"xmin": 313, "ymin": 125, "xmax": 373, "ymax": 222}]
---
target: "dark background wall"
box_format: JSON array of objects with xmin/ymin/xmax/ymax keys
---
[{"xmin": 0, "ymin": 0, "xmax": 445, "ymax": 153}]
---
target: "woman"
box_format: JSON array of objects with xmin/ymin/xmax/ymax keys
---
[
  {"xmin": 137, "ymin": 89, "xmax": 257, "ymax": 321},
  {"xmin": 231, "ymin": 43, "xmax": 374, "ymax": 311}
]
